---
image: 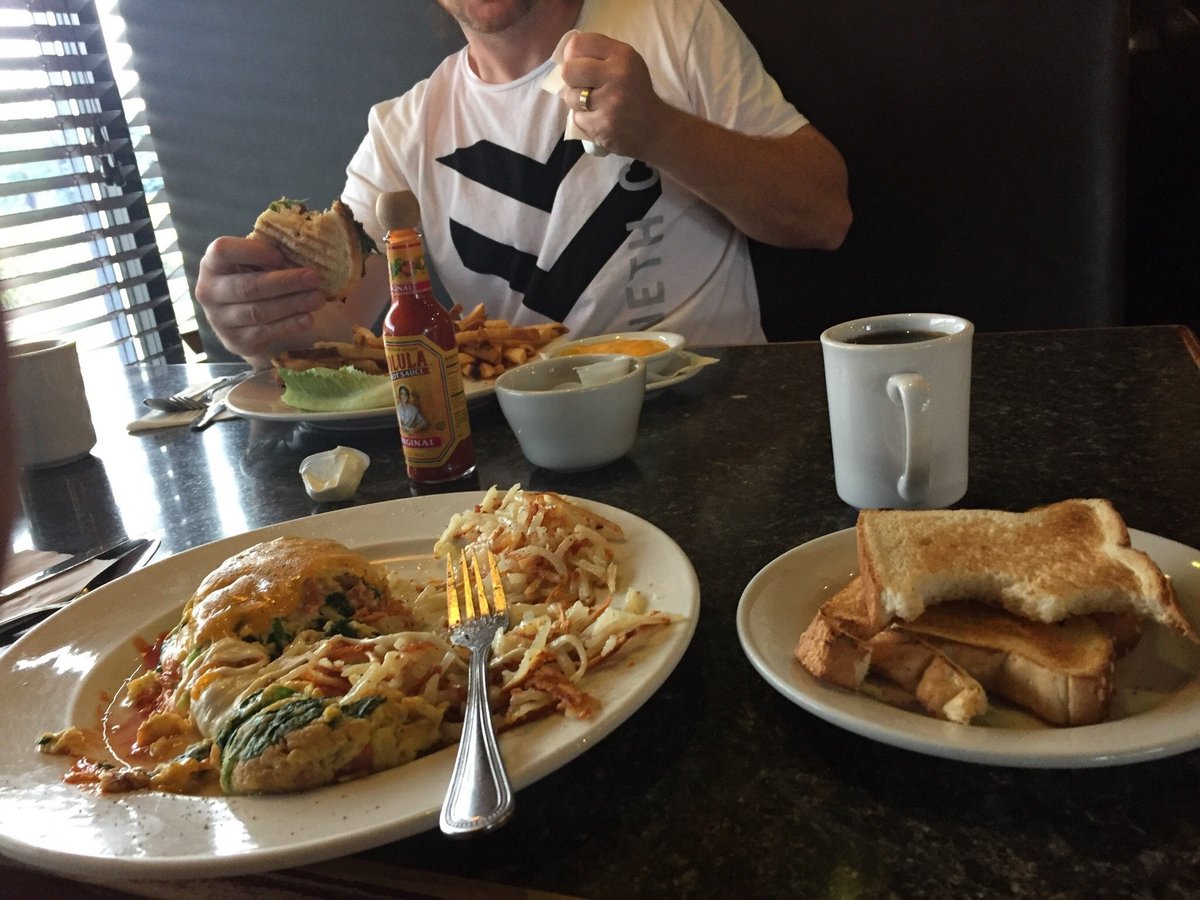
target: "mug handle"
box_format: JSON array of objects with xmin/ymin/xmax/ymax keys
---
[{"xmin": 886, "ymin": 373, "xmax": 932, "ymax": 504}]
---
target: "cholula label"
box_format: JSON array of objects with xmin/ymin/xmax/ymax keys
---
[{"xmin": 382, "ymin": 333, "xmax": 470, "ymax": 465}]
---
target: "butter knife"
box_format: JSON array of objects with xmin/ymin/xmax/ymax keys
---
[
  {"xmin": 0, "ymin": 537, "xmax": 160, "ymax": 644},
  {"xmin": 190, "ymin": 384, "xmax": 234, "ymax": 432},
  {"xmin": 0, "ymin": 536, "xmax": 148, "ymax": 600}
]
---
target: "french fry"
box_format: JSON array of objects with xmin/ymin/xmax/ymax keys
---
[
  {"xmin": 445, "ymin": 303, "xmax": 568, "ymax": 381},
  {"xmin": 467, "ymin": 343, "xmax": 503, "ymax": 365},
  {"xmin": 458, "ymin": 303, "xmax": 488, "ymax": 330},
  {"xmin": 274, "ymin": 305, "xmax": 567, "ymax": 383},
  {"xmin": 314, "ymin": 341, "xmax": 387, "ymax": 362},
  {"xmin": 351, "ymin": 326, "xmax": 383, "ymax": 347},
  {"xmin": 456, "ymin": 324, "xmax": 550, "ymax": 345},
  {"xmin": 502, "ymin": 346, "xmax": 530, "ymax": 366}
]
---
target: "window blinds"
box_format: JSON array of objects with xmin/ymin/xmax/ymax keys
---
[{"xmin": 0, "ymin": 0, "xmax": 184, "ymax": 364}]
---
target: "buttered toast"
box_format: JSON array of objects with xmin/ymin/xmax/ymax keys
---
[
  {"xmin": 795, "ymin": 577, "xmax": 1125, "ymax": 725},
  {"xmin": 856, "ymin": 499, "xmax": 1197, "ymax": 643}
]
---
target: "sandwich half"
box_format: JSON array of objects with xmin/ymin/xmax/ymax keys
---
[{"xmin": 251, "ymin": 198, "xmax": 375, "ymax": 302}]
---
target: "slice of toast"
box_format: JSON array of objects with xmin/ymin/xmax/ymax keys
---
[
  {"xmin": 793, "ymin": 579, "xmax": 873, "ymax": 690},
  {"xmin": 894, "ymin": 600, "xmax": 1116, "ymax": 726},
  {"xmin": 865, "ymin": 629, "xmax": 988, "ymax": 723},
  {"xmin": 795, "ymin": 578, "xmax": 987, "ymax": 724},
  {"xmin": 855, "ymin": 499, "xmax": 1198, "ymax": 643},
  {"xmin": 795, "ymin": 577, "xmax": 1125, "ymax": 726}
]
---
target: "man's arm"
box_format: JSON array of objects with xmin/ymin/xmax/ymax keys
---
[
  {"xmin": 562, "ymin": 32, "xmax": 851, "ymax": 250},
  {"xmin": 642, "ymin": 115, "xmax": 850, "ymax": 250}
]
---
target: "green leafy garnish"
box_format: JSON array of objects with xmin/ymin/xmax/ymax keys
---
[
  {"xmin": 277, "ymin": 365, "xmax": 393, "ymax": 412},
  {"xmin": 268, "ymin": 197, "xmax": 307, "ymax": 213}
]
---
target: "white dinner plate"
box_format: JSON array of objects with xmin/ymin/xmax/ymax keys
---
[
  {"xmin": 225, "ymin": 370, "xmax": 496, "ymax": 430},
  {"xmin": 0, "ymin": 492, "xmax": 699, "ymax": 880},
  {"xmin": 736, "ymin": 527, "xmax": 1200, "ymax": 768}
]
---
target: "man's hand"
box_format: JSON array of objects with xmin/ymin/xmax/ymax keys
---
[
  {"xmin": 559, "ymin": 32, "xmax": 664, "ymax": 161},
  {"xmin": 194, "ymin": 236, "xmax": 327, "ymax": 368},
  {"xmin": 556, "ymin": 31, "xmax": 851, "ymax": 251}
]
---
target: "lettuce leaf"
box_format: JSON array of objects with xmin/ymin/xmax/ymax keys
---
[{"xmin": 277, "ymin": 366, "xmax": 392, "ymax": 412}]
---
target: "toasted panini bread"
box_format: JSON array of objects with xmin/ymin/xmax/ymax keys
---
[
  {"xmin": 856, "ymin": 499, "xmax": 1197, "ymax": 643},
  {"xmin": 251, "ymin": 198, "xmax": 373, "ymax": 302}
]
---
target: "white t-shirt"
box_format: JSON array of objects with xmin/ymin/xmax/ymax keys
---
[{"xmin": 342, "ymin": 0, "xmax": 806, "ymax": 345}]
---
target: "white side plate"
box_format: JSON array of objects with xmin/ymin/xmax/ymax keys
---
[{"xmin": 737, "ymin": 527, "xmax": 1200, "ymax": 768}]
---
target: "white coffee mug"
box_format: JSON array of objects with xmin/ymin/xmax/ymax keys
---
[
  {"xmin": 820, "ymin": 313, "xmax": 973, "ymax": 509},
  {"xmin": 8, "ymin": 339, "xmax": 97, "ymax": 469}
]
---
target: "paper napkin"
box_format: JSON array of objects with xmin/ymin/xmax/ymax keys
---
[
  {"xmin": 127, "ymin": 381, "xmax": 238, "ymax": 433},
  {"xmin": 647, "ymin": 352, "xmax": 720, "ymax": 384},
  {"xmin": 541, "ymin": 29, "xmax": 609, "ymax": 157},
  {"xmin": 0, "ymin": 550, "xmax": 111, "ymax": 622}
]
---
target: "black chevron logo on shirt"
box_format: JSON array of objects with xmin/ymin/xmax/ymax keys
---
[
  {"xmin": 436, "ymin": 137, "xmax": 662, "ymax": 321},
  {"xmin": 438, "ymin": 137, "xmax": 585, "ymax": 212}
]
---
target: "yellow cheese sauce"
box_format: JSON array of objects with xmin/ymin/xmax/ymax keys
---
[{"xmin": 559, "ymin": 338, "xmax": 668, "ymax": 357}]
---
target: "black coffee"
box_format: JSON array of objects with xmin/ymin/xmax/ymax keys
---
[{"xmin": 844, "ymin": 329, "xmax": 951, "ymax": 345}]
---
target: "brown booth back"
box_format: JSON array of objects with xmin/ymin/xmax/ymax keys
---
[{"xmin": 727, "ymin": 0, "xmax": 1128, "ymax": 340}]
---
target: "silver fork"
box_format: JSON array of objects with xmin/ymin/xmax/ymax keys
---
[
  {"xmin": 143, "ymin": 373, "xmax": 250, "ymax": 413},
  {"xmin": 440, "ymin": 548, "xmax": 515, "ymax": 836},
  {"xmin": 143, "ymin": 390, "xmax": 207, "ymax": 412}
]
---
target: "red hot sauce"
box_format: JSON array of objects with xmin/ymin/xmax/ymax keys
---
[{"xmin": 377, "ymin": 192, "xmax": 475, "ymax": 484}]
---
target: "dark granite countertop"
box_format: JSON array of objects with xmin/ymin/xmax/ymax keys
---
[{"xmin": 6, "ymin": 325, "xmax": 1199, "ymax": 898}]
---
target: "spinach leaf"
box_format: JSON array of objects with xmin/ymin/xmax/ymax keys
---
[
  {"xmin": 265, "ymin": 617, "xmax": 292, "ymax": 656},
  {"xmin": 323, "ymin": 617, "xmax": 358, "ymax": 638},
  {"xmin": 341, "ymin": 696, "xmax": 384, "ymax": 719},
  {"xmin": 222, "ymin": 696, "xmax": 326, "ymax": 770},
  {"xmin": 323, "ymin": 592, "xmax": 354, "ymax": 618},
  {"xmin": 215, "ymin": 685, "xmax": 297, "ymax": 750}
]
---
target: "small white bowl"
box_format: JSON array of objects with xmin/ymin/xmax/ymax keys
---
[
  {"xmin": 495, "ymin": 354, "xmax": 647, "ymax": 472},
  {"xmin": 543, "ymin": 330, "xmax": 685, "ymax": 377}
]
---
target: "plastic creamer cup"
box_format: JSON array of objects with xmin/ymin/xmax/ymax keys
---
[{"xmin": 299, "ymin": 446, "xmax": 370, "ymax": 501}]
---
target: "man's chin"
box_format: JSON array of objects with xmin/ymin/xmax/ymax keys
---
[{"xmin": 439, "ymin": 0, "xmax": 540, "ymax": 35}]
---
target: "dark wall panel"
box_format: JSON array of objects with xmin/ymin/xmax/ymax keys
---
[
  {"xmin": 119, "ymin": 0, "xmax": 462, "ymax": 356},
  {"xmin": 121, "ymin": 1, "xmax": 1126, "ymax": 355}
]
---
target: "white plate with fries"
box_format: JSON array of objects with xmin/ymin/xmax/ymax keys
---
[
  {"xmin": 225, "ymin": 369, "xmax": 496, "ymax": 430},
  {"xmin": 737, "ymin": 527, "xmax": 1200, "ymax": 768},
  {"xmin": 0, "ymin": 491, "xmax": 699, "ymax": 879},
  {"xmin": 249, "ymin": 306, "xmax": 569, "ymax": 428}
]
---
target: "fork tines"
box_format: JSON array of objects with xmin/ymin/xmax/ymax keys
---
[{"xmin": 446, "ymin": 548, "xmax": 506, "ymax": 625}]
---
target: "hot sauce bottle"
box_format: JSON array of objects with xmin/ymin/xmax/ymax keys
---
[{"xmin": 375, "ymin": 191, "xmax": 476, "ymax": 483}]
